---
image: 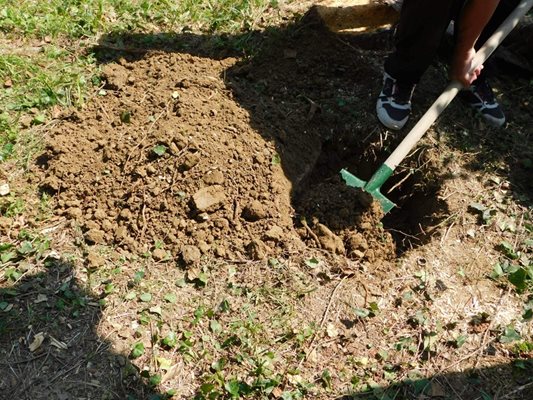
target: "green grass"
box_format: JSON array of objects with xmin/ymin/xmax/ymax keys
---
[
  {"xmin": 0, "ymin": 49, "xmax": 95, "ymax": 112},
  {"xmin": 0, "ymin": 113, "xmax": 17, "ymax": 161},
  {"xmin": 0, "ymin": 0, "xmax": 276, "ymax": 38},
  {"xmin": 0, "ymin": 48, "xmax": 96, "ymax": 164}
]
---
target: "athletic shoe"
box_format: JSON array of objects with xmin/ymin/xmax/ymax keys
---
[
  {"xmin": 459, "ymin": 79, "xmax": 506, "ymax": 127},
  {"xmin": 376, "ymin": 72, "xmax": 416, "ymax": 130}
]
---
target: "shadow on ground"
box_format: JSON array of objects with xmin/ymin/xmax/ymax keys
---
[
  {"xmin": 0, "ymin": 256, "xmax": 162, "ymax": 399},
  {"xmin": 337, "ymin": 361, "xmax": 533, "ymax": 399},
  {"xmin": 1, "ymin": 259, "xmax": 532, "ymax": 399},
  {"xmin": 91, "ymin": 5, "xmax": 532, "ymax": 254}
]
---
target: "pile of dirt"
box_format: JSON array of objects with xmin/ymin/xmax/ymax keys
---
[{"xmin": 35, "ymin": 17, "xmax": 400, "ymax": 266}]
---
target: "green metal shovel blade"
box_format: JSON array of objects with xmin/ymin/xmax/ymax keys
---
[{"xmin": 340, "ymin": 167, "xmax": 396, "ymax": 214}]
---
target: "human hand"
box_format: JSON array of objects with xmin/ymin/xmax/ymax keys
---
[{"xmin": 450, "ymin": 47, "xmax": 483, "ymax": 87}]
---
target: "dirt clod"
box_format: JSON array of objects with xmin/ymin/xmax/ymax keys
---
[
  {"xmin": 192, "ymin": 185, "xmax": 226, "ymax": 212},
  {"xmin": 152, "ymin": 248, "xmax": 168, "ymax": 261},
  {"xmin": 346, "ymin": 231, "xmax": 369, "ymax": 257},
  {"xmin": 316, "ymin": 223, "xmax": 345, "ymax": 254},
  {"xmin": 265, "ymin": 225, "xmax": 284, "ymax": 241},
  {"xmin": 181, "ymin": 245, "xmax": 202, "ymax": 266},
  {"xmin": 86, "ymin": 251, "xmax": 105, "ymax": 268},
  {"xmin": 36, "ymin": 30, "xmax": 396, "ymax": 268},
  {"xmin": 247, "ymin": 239, "xmax": 269, "ymax": 260},
  {"xmin": 101, "ymin": 64, "xmax": 129, "ymax": 90},
  {"xmin": 85, "ymin": 229, "xmax": 106, "ymax": 245},
  {"xmin": 66, "ymin": 207, "xmax": 83, "ymax": 219},
  {"xmin": 242, "ymin": 200, "xmax": 268, "ymax": 222},
  {"xmin": 203, "ymin": 170, "xmax": 225, "ymax": 185},
  {"xmin": 0, "ymin": 216, "xmax": 11, "ymax": 230},
  {"xmin": 181, "ymin": 153, "xmax": 201, "ymax": 171}
]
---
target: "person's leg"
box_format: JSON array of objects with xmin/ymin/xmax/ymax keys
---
[
  {"xmin": 476, "ymin": 0, "xmax": 522, "ymax": 52},
  {"xmin": 385, "ymin": 0, "xmax": 458, "ymax": 84},
  {"xmin": 377, "ymin": 0, "xmax": 459, "ymax": 130},
  {"xmin": 457, "ymin": 0, "xmax": 521, "ymax": 127}
]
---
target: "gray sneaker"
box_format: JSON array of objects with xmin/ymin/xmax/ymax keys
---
[{"xmin": 376, "ymin": 72, "xmax": 416, "ymax": 130}]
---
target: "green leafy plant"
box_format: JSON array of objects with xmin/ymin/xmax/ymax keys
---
[
  {"xmin": 500, "ymin": 325, "xmax": 521, "ymax": 344},
  {"xmin": 130, "ymin": 342, "xmax": 145, "ymax": 359},
  {"xmin": 153, "ymin": 144, "xmax": 167, "ymax": 157}
]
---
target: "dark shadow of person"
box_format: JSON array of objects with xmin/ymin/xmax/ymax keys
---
[
  {"xmin": 91, "ymin": 4, "xmax": 530, "ymax": 250},
  {"xmin": 335, "ymin": 359, "xmax": 533, "ymax": 399},
  {"xmin": 89, "ymin": 6, "xmax": 453, "ymax": 255},
  {"xmin": 0, "ymin": 255, "xmax": 161, "ymax": 399}
]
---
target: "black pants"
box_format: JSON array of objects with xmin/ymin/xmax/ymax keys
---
[{"xmin": 384, "ymin": 0, "xmax": 521, "ymax": 84}]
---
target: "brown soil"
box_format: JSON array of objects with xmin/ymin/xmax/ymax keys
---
[{"xmin": 35, "ymin": 13, "xmax": 400, "ymax": 268}]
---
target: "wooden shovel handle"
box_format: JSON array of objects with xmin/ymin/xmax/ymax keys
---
[{"xmin": 383, "ymin": 0, "xmax": 533, "ymax": 171}]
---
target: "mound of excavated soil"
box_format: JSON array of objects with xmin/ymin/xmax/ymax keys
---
[{"xmin": 35, "ymin": 18, "xmax": 397, "ymax": 265}]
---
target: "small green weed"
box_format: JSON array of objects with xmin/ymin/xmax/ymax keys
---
[
  {"xmin": 512, "ymin": 340, "xmax": 533, "ymax": 356},
  {"xmin": 0, "ymin": 194, "xmax": 25, "ymax": 217},
  {"xmin": 500, "ymin": 325, "xmax": 522, "ymax": 344},
  {"xmin": 0, "ymin": 231, "xmax": 50, "ymax": 277},
  {"xmin": 0, "ymin": 113, "xmax": 17, "ymax": 161},
  {"xmin": 491, "ymin": 252, "xmax": 533, "ymax": 294}
]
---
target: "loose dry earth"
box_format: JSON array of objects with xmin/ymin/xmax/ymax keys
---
[{"xmin": 1, "ymin": 3, "xmax": 532, "ymax": 400}]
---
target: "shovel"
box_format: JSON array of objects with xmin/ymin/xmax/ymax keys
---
[{"xmin": 341, "ymin": 0, "xmax": 533, "ymax": 213}]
